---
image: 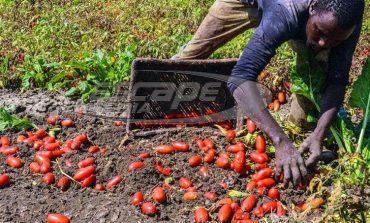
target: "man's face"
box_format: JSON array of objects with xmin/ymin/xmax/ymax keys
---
[{"xmin": 306, "ymin": 11, "xmax": 355, "ymax": 52}]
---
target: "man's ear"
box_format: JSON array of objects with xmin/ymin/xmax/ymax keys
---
[{"xmin": 309, "ymin": 0, "xmax": 317, "ymax": 15}]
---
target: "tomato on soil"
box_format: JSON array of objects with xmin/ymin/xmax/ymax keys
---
[
  {"xmin": 0, "ymin": 174, "xmax": 10, "ymax": 188},
  {"xmin": 132, "ymin": 192, "xmax": 144, "ymax": 206},
  {"xmin": 194, "ymin": 207, "xmax": 209, "ymax": 223},
  {"xmin": 47, "ymin": 213, "xmax": 70, "ymax": 223},
  {"xmin": 106, "ymin": 176, "xmax": 123, "ymax": 190}
]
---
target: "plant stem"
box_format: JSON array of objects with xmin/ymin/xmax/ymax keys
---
[{"xmin": 356, "ymin": 90, "xmax": 370, "ymax": 154}]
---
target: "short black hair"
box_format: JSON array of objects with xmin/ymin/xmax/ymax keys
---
[{"xmin": 314, "ymin": 0, "xmax": 365, "ymax": 29}]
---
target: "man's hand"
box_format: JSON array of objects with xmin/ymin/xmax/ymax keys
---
[
  {"xmin": 298, "ymin": 134, "xmax": 323, "ymax": 169},
  {"xmin": 275, "ymin": 140, "xmax": 308, "ymax": 188}
]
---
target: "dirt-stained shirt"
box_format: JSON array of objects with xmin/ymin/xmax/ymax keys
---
[{"xmin": 228, "ymin": 0, "xmax": 362, "ymax": 93}]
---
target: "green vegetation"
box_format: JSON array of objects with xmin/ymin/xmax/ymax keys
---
[{"xmin": 0, "ymin": 107, "xmax": 36, "ymax": 133}]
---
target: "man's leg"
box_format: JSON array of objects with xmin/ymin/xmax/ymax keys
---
[
  {"xmin": 288, "ymin": 41, "xmax": 330, "ymax": 129},
  {"xmin": 172, "ymin": 0, "xmax": 260, "ymax": 60},
  {"xmin": 288, "ymin": 40, "xmax": 316, "ymax": 129}
]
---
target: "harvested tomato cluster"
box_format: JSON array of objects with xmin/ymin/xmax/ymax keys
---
[
  {"xmin": 134, "ymin": 108, "xmax": 234, "ymax": 130},
  {"xmin": 0, "ymin": 116, "xmax": 123, "ymax": 223}
]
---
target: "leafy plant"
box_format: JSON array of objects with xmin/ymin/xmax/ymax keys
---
[
  {"xmin": 349, "ymin": 57, "xmax": 370, "ymax": 158},
  {"xmin": 65, "ymin": 45, "xmax": 136, "ymax": 102},
  {"xmin": 0, "ymin": 107, "xmax": 37, "ymax": 133}
]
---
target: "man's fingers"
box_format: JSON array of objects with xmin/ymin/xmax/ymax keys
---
[
  {"xmin": 283, "ymin": 163, "xmax": 292, "ymax": 188},
  {"xmin": 305, "ymin": 151, "xmax": 321, "ymax": 168},
  {"xmin": 290, "ymin": 161, "xmax": 302, "ymax": 188},
  {"xmin": 298, "ymin": 141, "xmax": 309, "ymax": 155},
  {"xmin": 298, "ymin": 156, "xmax": 308, "ymax": 184}
]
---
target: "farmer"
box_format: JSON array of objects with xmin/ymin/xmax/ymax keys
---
[{"xmin": 172, "ymin": 0, "xmax": 365, "ymax": 187}]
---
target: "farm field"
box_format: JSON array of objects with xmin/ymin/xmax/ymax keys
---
[{"xmin": 0, "ymin": 0, "xmax": 370, "ymax": 222}]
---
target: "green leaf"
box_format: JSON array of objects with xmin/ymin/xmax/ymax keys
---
[
  {"xmin": 0, "ymin": 108, "xmax": 36, "ymax": 132},
  {"xmin": 65, "ymin": 87, "xmax": 79, "ymax": 96},
  {"xmin": 349, "ymin": 57, "xmax": 370, "ymax": 111}
]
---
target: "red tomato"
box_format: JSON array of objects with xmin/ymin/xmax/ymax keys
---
[
  {"xmin": 246, "ymin": 181, "xmax": 257, "ymax": 191},
  {"xmin": 231, "ymin": 202, "xmax": 241, "ymax": 212},
  {"xmin": 106, "ymin": 176, "xmax": 123, "ymax": 190},
  {"xmin": 218, "ymin": 198, "xmax": 233, "ymax": 206},
  {"xmin": 172, "ymin": 142, "xmax": 190, "ymax": 152},
  {"xmin": 250, "ymin": 152, "xmax": 269, "ymax": 164},
  {"xmin": 43, "ymin": 173, "xmax": 55, "ymax": 185},
  {"xmin": 204, "ymin": 191, "xmax": 218, "ymax": 201},
  {"xmin": 273, "ymin": 100, "xmax": 280, "ymax": 112},
  {"xmin": 61, "ymin": 119, "xmax": 74, "ymax": 128},
  {"xmin": 219, "ymin": 152, "xmax": 230, "ymax": 159},
  {"xmin": 35, "ymin": 154, "xmax": 51, "ymax": 165},
  {"xmin": 267, "ymin": 188, "xmax": 280, "ymax": 200},
  {"xmin": 226, "ymin": 144, "xmax": 244, "ymax": 153},
  {"xmin": 47, "ymin": 213, "xmax": 70, "ymax": 223},
  {"xmin": 186, "ymin": 187, "xmax": 197, "ymax": 192},
  {"xmin": 70, "ymin": 141, "xmax": 81, "ymax": 150},
  {"xmin": 216, "ymin": 157, "xmax": 229, "ymax": 169},
  {"xmin": 253, "ymin": 168, "xmax": 273, "ymax": 181},
  {"xmin": 0, "ymin": 174, "xmax": 10, "ymax": 188},
  {"xmin": 57, "ymin": 177, "xmax": 70, "ymax": 191},
  {"xmin": 198, "ymin": 166, "xmax": 210, "ymax": 177},
  {"xmin": 0, "ymin": 136, "xmax": 11, "ymax": 146},
  {"xmin": 183, "ymin": 191, "xmax": 198, "ymax": 201},
  {"xmin": 257, "ymin": 178, "xmax": 275, "ymax": 188},
  {"xmin": 138, "ymin": 152, "xmax": 151, "ymax": 159},
  {"xmin": 81, "ymin": 174, "xmax": 96, "ymax": 187},
  {"xmin": 194, "ymin": 138, "xmax": 207, "ymax": 151},
  {"xmin": 75, "ymin": 134, "xmax": 88, "ymax": 143},
  {"xmin": 73, "ymin": 166, "xmax": 96, "ymax": 181},
  {"xmin": 152, "ymin": 187, "xmax": 166, "ymax": 203},
  {"xmin": 179, "ymin": 177, "xmax": 192, "ymax": 189},
  {"xmin": 94, "ymin": 183, "xmax": 105, "ymax": 191},
  {"xmin": 78, "ymin": 158, "xmax": 94, "ymax": 168},
  {"xmin": 114, "ymin": 120, "xmax": 123, "ymax": 126},
  {"xmin": 246, "ymin": 118, "xmax": 256, "ymax": 133},
  {"xmin": 45, "ymin": 142, "xmax": 60, "ymax": 151},
  {"xmin": 218, "ymin": 204, "xmax": 232, "ymax": 223},
  {"xmin": 254, "ymin": 163, "xmax": 268, "ymax": 171},
  {"xmin": 203, "ymin": 138, "xmax": 214, "ymax": 150},
  {"xmin": 16, "ymin": 135, "xmax": 27, "ymax": 144},
  {"xmin": 40, "ymin": 162, "xmax": 51, "ymax": 173},
  {"xmin": 188, "ymin": 155, "xmax": 202, "ymax": 167},
  {"xmin": 154, "ymin": 145, "xmax": 174, "ymax": 154},
  {"xmin": 34, "ymin": 129, "xmax": 47, "ymax": 138},
  {"xmin": 1, "ymin": 146, "xmax": 18, "ymax": 155},
  {"xmin": 278, "ymin": 92, "xmax": 286, "ymax": 104},
  {"xmin": 30, "ymin": 162, "xmax": 41, "ymax": 173},
  {"xmin": 194, "ymin": 207, "xmax": 209, "ymax": 223},
  {"xmin": 43, "ymin": 136, "xmax": 56, "ymax": 143},
  {"xmin": 33, "ymin": 141, "xmax": 44, "ymax": 150},
  {"xmin": 132, "ymin": 192, "xmax": 144, "ymax": 206},
  {"xmin": 5, "ymin": 156, "xmax": 23, "ymax": 168},
  {"xmin": 128, "ymin": 162, "xmax": 145, "ymax": 171},
  {"xmin": 52, "ymin": 148, "xmax": 65, "ymax": 157},
  {"xmin": 47, "ymin": 116, "xmax": 58, "ymax": 125},
  {"xmin": 88, "ymin": 146, "xmax": 100, "ymax": 154},
  {"xmin": 255, "ymin": 135, "xmax": 266, "ymax": 153},
  {"xmin": 141, "ymin": 202, "xmax": 157, "ymax": 216},
  {"xmin": 241, "ymin": 194, "xmax": 257, "ymax": 212},
  {"xmin": 252, "ymin": 206, "xmax": 265, "ymax": 218},
  {"xmin": 256, "ymin": 187, "xmax": 266, "ymax": 196},
  {"xmin": 225, "ymin": 130, "xmax": 236, "ymax": 141},
  {"xmin": 262, "ymin": 201, "xmax": 277, "ymax": 213},
  {"xmin": 204, "ymin": 149, "xmax": 216, "ymax": 163}
]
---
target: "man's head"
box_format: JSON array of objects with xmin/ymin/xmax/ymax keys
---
[{"xmin": 306, "ymin": 0, "xmax": 364, "ymax": 51}]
